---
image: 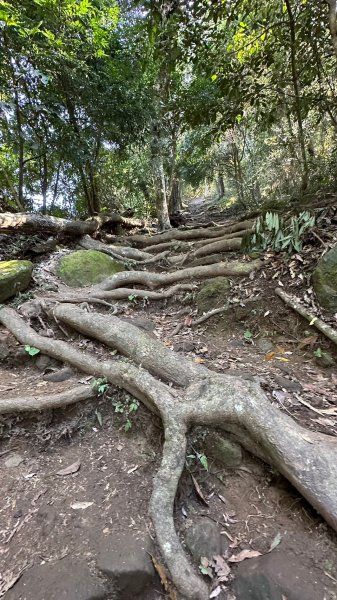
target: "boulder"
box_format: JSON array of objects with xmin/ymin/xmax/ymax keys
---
[
  {"xmin": 58, "ymin": 249, "xmax": 125, "ymax": 287},
  {"xmin": 233, "ymin": 551, "xmax": 324, "ymax": 600},
  {"xmin": 0, "ymin": 260, "xmax": 33, "ymax": 303},
  {"xmin": 312, "ymin": 245, "xmax": 337, "ymax": 311},
  {"xmin": 184, "ymin": 517, "xmax": 229, "ymax": 562},
  {"xmin": 96, "ymin": 532, "xmax": 156, "ymax": 598},
  {"xmin": 6, "ymin": 559, "xmax": 108, "ymax": 600},
  {"xmin": 197, "ymin": 277, "xmax": 230, "ymax": 313}
]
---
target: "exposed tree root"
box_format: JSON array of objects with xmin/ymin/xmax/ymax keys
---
[
  {"xmin": 93, "ymin": 260, "xmax": 262, "ymax": 292},
  {"xmin": 144, "ymin": 229, "xmax": 251, "ymax": 255},
  {"xmin": 128, "ymin": 219, "xmax": 254, "ymax": 247},
  {"xmin": 45, "ymin": 284, "xmax": 196, "ymax": 305},
  {"xmin": 1, "ymin": 304, "xmax": 337, "ymax": 599},
  {"xmin": 276, "ymin": 287, "xmax": 337, "ymax": 346},
  {"xmin": 79, "ymin": 235, "xmax": 153, "ymax": 261},
  {"xmin": 191, "ymin": 304, "xmax": 230, "ymax": 326},
  {"xmin": 0, "ymin": 386, "xmax": 96, "ymax": 413}
]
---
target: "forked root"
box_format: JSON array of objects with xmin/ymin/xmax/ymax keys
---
[{"xmin": 1, "ymin": 304, "xmax": 337, "ymax": 600}]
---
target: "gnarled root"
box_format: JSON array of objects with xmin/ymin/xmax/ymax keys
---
[
  {"xmin": 1, "ymin": 386, "xmax": 96, "ymax": 413},
  {"xmin": 1, "ymin": 304, "xmax": 337, "ymax": 599}
]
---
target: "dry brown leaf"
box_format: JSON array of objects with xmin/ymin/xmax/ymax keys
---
[
  {"xmin": 228, "ymin": 549, "xmax": 262, "ymax": 563},
  {"xmin": 184, "ymin": 316, "xmax": 193, "ymax": 326},
  {"xmin": 191, "ymin": 474, "xmax": 209, "ymax": 505},
  {"xmin": 213, "ymin": 555, "xmax": 230, "ymax": 580},
  {"xmin": 265, "ymin": 351, "xmax": 275, "ymax": 361},
  {"xmin": 298, "ymin": 335, "xmax": 318, "ymax": 349},
  {"xmin": 56, "ymin": 459, "xmax": 81, "ymax": 476},
  {"xmin": 151, "ymin": 555, "xmax": 178, "ymax": 600}
]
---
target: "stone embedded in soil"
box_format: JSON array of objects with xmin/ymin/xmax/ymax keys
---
[
  {"xmin": 35, "ymin": 353, "xmax": 56, "ymax": 371},
  {"xmin": 0, "ymin": 259, "xmax": 33, "ymax": 303},
  {"xmin": 4, "ymin": 453, "xmax": 24, "ymax": 468},
  {"xmin": 5, "ymin": 559, "xmax": 109, "ymax": 600},
  {"xmin": 0, "ymin": 334, "xmax": 10, "ymax": 359},
  {"xmin": 96, "ymin": 532, "xmax": 156, "ymax": 598},
  {"xmin": 312, "ymin": 244, "xmax": 337, "ymax": 312},
  {"xmin": 184, "ymin": 517, "xmax": 229, "ymax": 562},
  {"xmin": 173, "ymin": 340, "xmax": 195, "ymax": 352},
  {"xmin": 204, "ymin": 432, "xmax": 242, "ymax": 468},
  {"xmin": 43, "ymin": 367, "xmax": 74, "ymax": 382},
  {"xmin": 233, "ymin": 551, "xmax": 325, "ymax": 600},
  {"xmin": 273, "ymin": 375, "xmax": 302, "ymax": 392},
  {"xmin": 255, "ymin": 337, "xmax": 274, "ymax": 353},
  {"xmin": 57, "ymin": 249, "xmax": 125, "ymax": 287},
  {"xmin": 196, "ymin": 277, "xmax": 231, "ymax": 313}
]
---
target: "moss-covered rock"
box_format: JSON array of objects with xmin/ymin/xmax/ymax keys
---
[
  {"xmin": 312, "ymin": 245, "xmax": 337, "ymax": 312},
  {"xmin": 197, "ymin": 277, "xmax": 230, "ymax": 313},
  {"xmin": 0, "ymin": 260, "xmax": 33, "ymax": 303},
  {"xmin": 58, "ymin": 250, "xmax": 125, "ymax": 287}
]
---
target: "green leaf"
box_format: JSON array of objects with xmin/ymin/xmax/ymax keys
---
[
  {"xmin": 314, "ymin": 348, "xmax": 322, "ymax": 358},
  {"xmin": 244, "ymin": 330, "xmax": 253, "ymax": 340},
  {"xmin": 24, "ymin": 345, "xmax": 40, "ymax": 356},
  {"xmin": 124, "ymin": 419, "xmax": 132, "ymax": 432},
  {"xmin": 199, "ymin": 454, "xmax": 208, "ymax": 471},
  {"xmin": 211, "ymin": 74, "xmax": 217, "ymax": 81}
]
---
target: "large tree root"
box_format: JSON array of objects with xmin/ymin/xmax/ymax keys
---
[
  {"xmin": 2, "ymin": 304, "xmax": 337, "ymax": 599},
  {"xmin": 79, "ymin": 235, "xmax": 153, "ymax": 262},
  {"xmin": 144, "ymin": 229, "xmax": 251, "ymax": 255},
  {"xmin": 46, "ymin": 283, "xmax": 196, "ymax": 305},
  {"xmin": 1, "ymin": 386, "xmax": 96, "ymax": 413},
  {"xmin": 128, "ymin": 219, "xmax": 254, "ymax": 247},
  {"xmin": 276, "ymin": 287, "xmax": 337, "ymax": 346}
]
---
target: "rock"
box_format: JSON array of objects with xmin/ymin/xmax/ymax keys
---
[
  {"xmin": 273, "ymin": 375, "xmax": 302, "ymax": 392},
  {"xmin": 184, "ymin": 517, "xmax": 229, "ymax": 562},
  {"xmin": 204, "ymin": 432, "xmax": 242, "ymax": 468},
  {"xmin": 0, "ymin": 334, "xmax": 10, "ymax": 359},
  {"xmin": 35, "ymin": 354, "xmax": 55, "ymax": 371},
  {"xmin": 315, "ymin": 350, "xmax": 336, "ymax": 368},
  {"xmin": 43, "ymin": 367, "xmax": 74, "ymax": 382},
  {"xmin": 6, "ymin": 559, "xmax": 108, "ymax": 600},
  {"xmin": 197, "ymin": 277, "xmax": 231, "ymax": 313},
  {"xmin": 233, "ymin": 551, "xmax": 322, "ymax": 600},
  {"xmin": 58, "ymin": 249, "xmax": 125, "ymax": 287},
  {"xmin": 96, "ymin": 532, "xmax": 155, "ymax": 598},
  {"xmin": 123, "ymin": 317, "xmax": 156, "ymax": 333},
  {"xmin": 312, "ymin": 245, "xmax": 337, "ymax": 312},
  {"xmin": 4, "ymin": 453, "xmax": 24, "ymax": 468},
  {"xmin": 0, "ymin": 260, "xmax": 33, "ymax": 303},
  {"xmin": 255, "ymin": 337, "xmax": 273, "ymax": 353},
  {"xmin": 173, "ymin": 340, "xmax": 195, "ymax": 352}
]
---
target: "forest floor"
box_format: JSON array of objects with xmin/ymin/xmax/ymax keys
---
[{"xmin": 1, "ymin": 197, "xmax": 337, "ymax": 600}]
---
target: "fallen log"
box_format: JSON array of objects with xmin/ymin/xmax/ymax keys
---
[
  {"xmin": 1, "ymin": 303, "xmax": 337, "ymax": 600},
  {"xmin": 276, "ymin": 287, "xmax": 337, "ymax": 347},
  {"xmin": 0, "ymin": 212, "xmax": 144, "ymax": 237}
]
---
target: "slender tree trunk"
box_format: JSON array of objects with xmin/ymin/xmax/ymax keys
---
[
  {"xmin": 284, "ymin": 0, "xmax": 309, "ymax": 191},
  {"xmin": 40, "ymin": 153, "xmax": 48, "ymax": 215},
  {"xmin": 151, "ymin": 122, "xmax": 171, "ymax": 230},
  {"xmin": 169, "ymin": 178, "xmax": 182, "ymax": 214},
  {"xmin": 328, "ymin": 0, "xmax": 337, "ymax": 61},
  {"xmin": 217, "ymin": 173, "xmax": 225, "ymax": 198},
  {"xmin": 50, "ymin": 160, "xmax": 62, "ymax": 212}
]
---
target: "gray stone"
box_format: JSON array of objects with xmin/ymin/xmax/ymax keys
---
[
  {"xmin": 4, "ymin": 453, "xmax": 24, "ymax": 468},
  {"xmin": 273, "ymin": 375, "xmax": 302, "ymax": 392},
  {"xmin": 255, "ymin": 337, "xmax": 273, "ymax": 353},
  {"xmin": 123, "ymin": 317, "xmax": 156, "ymax": 333},
  {"xmin": 314, "ymin": 351, "xmax": 336, "ymax": 368},
  {"xmin": 312, "ymin": 244, "xmax": 337, "ymax": 312},
  {"xmin": 173, "ymin": 340, "xmax": 195, "ymax": 352},
  {"xmin": 6, "ymin": 559, "xmax": 108, "ymax": 600},
  {"xmin": 96, "ymin": 532, "xmax": 155, "ymax": 598},
  {"xmin": 58, "ymin": 250, "xmax": 125, "ymax": 287},
  {"xmin": 35, "ymin": 354, "xmax": 54, "ymax": 371},
  {"xmin": 233, "ymin": 552, "xmax": 323, "ymax": 600},
  {"xmin": 43, "ymin": 367, "xmax": 74, "ymax": 382},
  {"xmin": 184, "ymin": 517, "xmax": 229, "ymax": 562},
  {"xmin": 204, "ymin": 432, "xmax": 242, "ymax": 468},
  {"xmin": 0, "ymin": 335, "xmax": 10, "ymax": 359},
  {"xmin": 0, "ymin": 260, "xmax": 33, "ymax": 303}
]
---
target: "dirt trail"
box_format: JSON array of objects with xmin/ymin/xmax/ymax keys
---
[{"xmin": 1, "ymin": 198, "xmax": 337, "ymax": 600}]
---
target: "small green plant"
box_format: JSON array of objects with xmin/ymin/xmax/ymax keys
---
[
  {"xmin": 245, "ymin": 211, "xmax": 315, "ymax": 254},
  {"xmin": 91, "ymin": 377, "xmax": 109, "ymax": 394},
  {"xmin": 243, "ymin": 329, "xmax": 253, "ymax": 341},
  {"xmin": 24, "ymin": 345, "xmax": 40, "ymax": 356},
  {"xmin": 313, "ymin": 347, "xmax": 322, "ymax": 358},
  {"xmin": 111, "ymin": 396, "xmax": 139, "ymax": 431},
  {"xmin": 187, "ymin": 451, "xmax": 209, "ymax": 471},
  {"xmin": 128, "ymin": 294, "xmax": 138, "ymax": 303}
]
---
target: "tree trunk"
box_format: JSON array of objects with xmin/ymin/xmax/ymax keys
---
[
  {"xmin": 217, "ymin": 173, "xmax": 225, "ymax": 197},
  {"xmin": 151, "ymin": 123, "xmax": 171, "ymax": 231},
  {"xmin": 328, "ymin": 0, "xmax": 337, "ymax": 61},
  {"xmin": 169, "ymin": 177, "xmax": 182, "ymax": 214},
  {"xmin": 284, "ymin": 0, "xmax": 309, "ymax": 191}
]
